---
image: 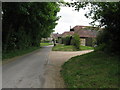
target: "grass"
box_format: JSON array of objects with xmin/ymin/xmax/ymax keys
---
[
  {"xmin": 2, "ymin": 43, "xmax": 53, "ymax": 60},
  {"xmin": 2, "ymin": 47, "xmax": 40, "ymax": 60},
  {"xmin": 40, "ymin": 43, "xmax": 53, "ymax": 47},
  {"xmin": 52, "ymin": 44, "xmax": 93, "ymax": 51},
  {"xmin": 61, "ymin": 51, "xmax": 120, "ymax": 88},
  {"xmin": 52, "ymin": 44, "xmax": 73, "ymax": 51},
  {"xmin": 80, "ymin": 45, "xmax": 94, "ymax": 50}
]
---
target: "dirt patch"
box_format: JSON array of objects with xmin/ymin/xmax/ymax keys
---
[{"xmin": 44, "ymin": 50, "xmax": 93, "ymax": 88}]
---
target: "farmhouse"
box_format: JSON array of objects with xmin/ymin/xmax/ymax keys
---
[
  {"xmin": 71, "ymin": 25, "xmax": 97, "ymax": 46},
  {"xmin": 52, "ymin": 25, "xmax": 98, "ymax": 46}
]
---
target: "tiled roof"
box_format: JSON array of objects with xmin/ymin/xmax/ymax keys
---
[
  {"xmin": 52, "ymin": 33, "xmax": 61, "ymax": 39},
  {"xmin": 60, "ymin": 30, "xmax": 97, "ymax": 38},
  {"xmin": 72, "ymin": 25, "xmax": 88, "ymax": 31},
  {"xmin": 61, "ymin": 31, "xmax": 74, "ymax": 37},
  {"xmin": 75, "ymin": 30, "xmax": 97, "ymax": 38}
]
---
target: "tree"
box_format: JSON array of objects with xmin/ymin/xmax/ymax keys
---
[
  {"xmin": 67, "ymin": 2, "xmax": 120, "ymax": 54},
  {"xmin": 62, "ymin": 35, "xmax": 71, "ymax": 45},
  {"xmin": 71, "ymin": 34, "xmax": 80, "ymax": 51},
  {"xmin": 2, "ymin": 2, "xmax": 60, "ymax": 52}
]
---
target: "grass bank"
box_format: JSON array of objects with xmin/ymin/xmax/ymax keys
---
[
  {"xmin": 40, "ymin": 43, "xmax": 53, "ymax": 47},
  {"xmin": 52, "ymin": 44, "xmax": 93, "ymax": 51},
  {"xmin": 61, "ymin": 51, "xmax": 119, "ymax": 88},
  {"xmin": 3, "ymin": 43, "xmax": 53, "ymax": 60},
  {"xmin": 2, "ymin": 47, "xmax": 40, "ymax": 60}
]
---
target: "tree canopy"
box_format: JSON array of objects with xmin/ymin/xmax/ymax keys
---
[
  {"xmin": 2, "ymin": 2, "xmax": 60, "ymax": 52},
  {"xmin": 66, "ymin": 2, "xmax": 120, "ymax": 54}
]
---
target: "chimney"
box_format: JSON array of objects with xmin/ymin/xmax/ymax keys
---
[{"xmin": 70, "ymin": 26, "xmax": 74, "ymax": 31}]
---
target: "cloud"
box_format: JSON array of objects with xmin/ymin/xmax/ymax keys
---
[{"xmin": 54, "ymin": 6, "xmax": 93, "ymax": 34}]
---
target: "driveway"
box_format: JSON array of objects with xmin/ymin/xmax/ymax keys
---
[
  {"xmin": 44, "ymin": 50, "xmax": 93, "ymax": 88},
  {"xmin": 2, "ymin": 45, "xmax": 52, "ymax": 88}
]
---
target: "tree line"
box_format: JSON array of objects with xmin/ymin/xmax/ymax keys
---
[{"xmin": 2, "ymin": 2, "xmax": 60, "ymax": 53}]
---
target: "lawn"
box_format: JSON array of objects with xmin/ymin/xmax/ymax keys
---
[
  {"xmin": 40, "ymin": 43, "xmax": 53, "ymax": 47},
  {"xmin": 52, "ymin": 44, "xmax": 93, "ymax": 51},
  {"xmin": 61, "ymin": 51, "xmax": 119, "ymax": 88}
]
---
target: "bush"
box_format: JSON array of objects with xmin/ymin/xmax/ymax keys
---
[
  {"xmin": 96, "ymin": 29, "xmax": 109, "ymax": 46},
  {"xmin": 96, "ymin": 29, "xmax": 116, "ymax": 54},
  {"xmin": 62, "ymin": 36, "xmax": 71, "ymax": 45},
  {"xmin": 71, "ymin": 34, "xmax": 80, "ymax": 50},
  {"xmin": 94, "ymin": 43, "xmax": 106, "ymax": 51},
  {"xmin": 62, "ymin": 37, "xmax": 65, "ymax": 44}
]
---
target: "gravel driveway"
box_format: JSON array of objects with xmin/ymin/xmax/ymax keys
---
[{"xmin": 44, "ymin": 50, "xmax": 93, "ymax": 88}]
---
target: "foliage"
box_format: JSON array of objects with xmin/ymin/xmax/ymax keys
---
[
  {"xmin": 2, "ymin": 2, "xmax": 60, "ymax": 53},
  {"xmin": 61, "ymin": 51, "xmax": 119, "ymax": 88},
  {"xmin": 66, "ymin": 2, "xmax": 120, "ymax": 54},
  {"xmin": 95, "ymin": 29, "xmax": 108, "ymax": 52},
  {"xmin": 71, "ymin": 34, "xmax": 80, "ymax": 50},
  {"xmin": 94, "ymin": 43, "xmax": 106, "ymax": 52},
  {"xmin": 62, "ymin": 36, "xmax": 71, "ymax": 45},
  {"xmin": 3, "ymin": 47, "xmax": 40, "ymax": 60},
  {"xmin": 61, "ymin": 37, "xmax": 65, "ymax": 44},
  {"xmin": 41, "ymin": 39, "xmax": 51, "ymax": 43}
]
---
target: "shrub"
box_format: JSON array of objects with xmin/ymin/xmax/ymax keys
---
[
  {"xmin": 96, "ymin": 29, "xmax": 109, "ymax": 45},
  {"xmin": 96, "ymin": 29, "xmax": 113, "ymax": 53},
  {"xmin": 94, "ymin": 43, "xmax": 106, "ymax": 51},
  {"xmin": 62, "ymin": 37, "xmax": 66, "ymax": 44},
  {"xmin": 62, "ymin": 36, "xmax": 71, "ymax": 45},
  {"xmin": 72, "ymin": 34, "xmax": 80, "ymax": 50}
]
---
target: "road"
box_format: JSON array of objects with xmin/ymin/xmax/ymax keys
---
[{"xmin": 2, "ymin": 45, "xmax": 53, "ymax": 88}]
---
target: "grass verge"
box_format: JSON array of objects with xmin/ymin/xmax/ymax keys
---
[
  {"xmin": 61, "ymin": 51, "xmax": 119, "ymax": 88},
  {"xmin": 2, "ymin": 47, "xmax": 40, "ymax": 60},
  {"xmin": 40, "ymin": 43, "xmax": 53, "ymax": 47},
  {"xmin": 52, "ymin": 44, "xmax": 93, "ymax": 51},
  {"xmin": 3, "ymin": 43, "xmax": 53, "ymax": 61}
]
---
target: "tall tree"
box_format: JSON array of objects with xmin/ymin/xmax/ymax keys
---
[{"xmin": 2, "ymin": 2, "xmax": 60, "ymax": 52}]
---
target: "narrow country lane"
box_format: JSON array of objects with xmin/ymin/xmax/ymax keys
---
[{"xmin": 2, "ymin": 45, "xmax": 53, "ymax": 88}]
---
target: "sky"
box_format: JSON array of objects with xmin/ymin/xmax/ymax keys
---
[{"xmin": 54, "ymin": 6, "xmax": 94, "ymax": 34}]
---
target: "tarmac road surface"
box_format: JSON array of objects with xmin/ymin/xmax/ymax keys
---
[{"xmin": 2, "ymin": 45, "xmax": 53, "ymax": 88}]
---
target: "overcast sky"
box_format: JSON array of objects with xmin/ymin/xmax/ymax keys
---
[{"xmin": 54, "ymin": 6, "xmax": 93, "ymax": 34}]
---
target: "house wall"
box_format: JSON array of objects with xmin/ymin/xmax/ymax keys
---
[{"xmin": 80, "ymin": 38, "xmax": 86, "ymax": 46}]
